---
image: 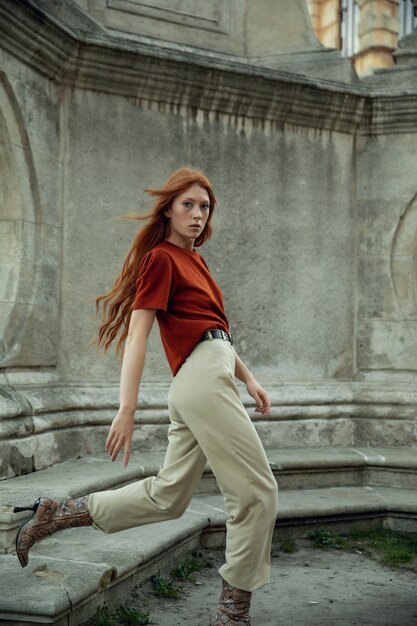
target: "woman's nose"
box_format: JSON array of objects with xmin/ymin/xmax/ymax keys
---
[{"xmin": 191, "ymin": 207, "xmax": 203, "ymax": 218}]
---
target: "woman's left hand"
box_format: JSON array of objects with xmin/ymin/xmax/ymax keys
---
[{"xmin": 246, "ymin": 379, "xmax": 271, "ymax": 417}]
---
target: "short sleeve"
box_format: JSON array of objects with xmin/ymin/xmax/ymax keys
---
[
  {"xmin": 199, "ymin": 254, "xmax": 210, "ymax": 271},
  {"xmin": 132, "ymin": 249, "xmax": 173, "ymax": 311}
]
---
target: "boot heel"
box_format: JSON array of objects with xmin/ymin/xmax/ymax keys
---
[{"xmin": 13, "ymin": 498, "xmax": 41, "ymax": 514}]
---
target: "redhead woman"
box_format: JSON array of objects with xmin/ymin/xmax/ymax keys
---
[{"xmin": 14, "ymin": 167, "xmax": 279, "ymax": 626}]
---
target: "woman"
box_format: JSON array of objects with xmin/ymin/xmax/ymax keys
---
[{"xmin": 14, "ymin": 167, "xmax": 278, "ymax": 626}]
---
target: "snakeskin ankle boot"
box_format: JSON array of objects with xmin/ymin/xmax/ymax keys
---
[
  {"xmin": 209, "ymin": 577, "xmax": 252, "ymax": 625},
  {"xmin": 14, "ymin": 495, "xmax": 92, "ymax": 567}
]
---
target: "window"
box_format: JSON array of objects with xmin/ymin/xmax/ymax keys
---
[
  {"xmin": 340, "ymin": 0, "xmax": 359, "ymax": 57},
  {"xmin": 398, "ymin": 0, "xmax": 417, "ymax": 38}
]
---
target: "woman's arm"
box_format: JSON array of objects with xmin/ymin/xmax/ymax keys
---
[
  {"xmin": 233, "ymin": 347, "xmax": 271, "ymax": 417},
  {"xmin": 105, "ymin": 308, "xmax": 157, "ymax": 466}
]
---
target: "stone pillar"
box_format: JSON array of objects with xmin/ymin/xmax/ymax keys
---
[
  {"xmin": 320, "ymin": 0, "xmax": 342, "ymax": 49},
  {"xmin": 307, "ymin": 0, "xmax": 342, "ymax": 50},
  {"xmin": 306, "ymin": 0, "xmax": 322, "ymax": 33},
  {"xmin": 356, "ymin": 0, "xmax": 400, "ymax": 75}
]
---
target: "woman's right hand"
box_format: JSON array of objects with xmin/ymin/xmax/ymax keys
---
[
  {"xmin": 105, "ymin": 410, "xmax": 135, "ymax": 466},
  {"xmin": 106, "ymin": 309, "xmax": 156, "ymax": 468}
]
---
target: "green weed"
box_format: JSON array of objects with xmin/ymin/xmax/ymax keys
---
[
  {"xmin": 171, "ymin": 551, "xmax": 213, "ymax": 581},
  {"xmin": 151, "ymin": 574, "xmax": 182, "ymax": 599},
  {"xmin": 279, "ymin": 538, "xmax": 298, "ymax": 553},
  {"xmin": 114, "ymin": 605, "xmax": 151, "ymax": 625},
  {"xmin": 93, "ymin": 605, "xmax": 115, "ymax": 626},
  {"xmin": 347, "ymin": 528, "xmax": 417, "ymax": 566},
  {"xmin": 150, "ymin": 550, "xmax": 214, "ymax": 598},
  {"xmin": 308, "ymin": 527, "xmax": 417, "ymax": 567},
  {"xmin": 308, "ymin": 529, "xmax": 347, "ymax": 549}
]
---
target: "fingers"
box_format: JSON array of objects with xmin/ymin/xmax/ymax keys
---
[
  {"xmin": 123, "ymin": 441, "xmax": 132, "ymax": 468},
  {"xmin": 247, "ymin": 380, "xmax": 270, "ymax": 416},
  {"xmin": 110, "ymin": 439, "xmax": 122, "ymax": 463},
  {"xmin": 105, "ymin": 428, "xmax": 132, "ymax": 464},
  {"xmin": 254, "ymin": 389, "xmax": 271, "ymax": 417},
  {"xmin": 105, "ymin": 429, "xmax": 116, "ymax": 452},
  {"xmin": 105, "ymin": 433, "xmax": 120, "ymax": 462}
]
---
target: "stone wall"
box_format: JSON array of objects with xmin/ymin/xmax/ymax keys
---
[
  {"xmin": 357, "ymin": 132, "xmax": 417, "ymax": 380},
  {"xmin": 1, "ymin": 0, "xmax": 417, "ymax": 478},
  {"xmin": 60, "ymin": 90, "xmax": 356, "ymax": 383}
]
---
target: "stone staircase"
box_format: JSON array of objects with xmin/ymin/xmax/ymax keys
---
[
  {"xmin": 1, "ymin": 380, "xmax": 417, "ymax": 623},
  {"xmin": 1, "ymin": 445, "xmax": 417, "ymax": 625}
]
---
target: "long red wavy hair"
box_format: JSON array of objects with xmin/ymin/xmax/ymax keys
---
[{"xmin": 91, "ymin": 166, "xmax": 217, "ymax": 358}]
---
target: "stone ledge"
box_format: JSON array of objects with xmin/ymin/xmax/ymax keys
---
[
  {"xmin": 2, "ymin": 446, "xmax": 417, "ymax": 553},
  {"xmin": 3, "ymin": 380, "xmax": 417, "ymax": 420},
  {"xmin": 2, "ymin": 0, "xmax": 417, "ymax": 135},
  {"xmin": 1, "ymin": 381, "xmax": 417, "ymax": 480},
  {"xmin": 0, "ymin": 485, "xmax": 416, "ymax": 625},
  {"xmin": 0, "ymin": 511, "xmax": 207, "ymax": 625},
  {"xmin": 2, "ymin": 446, "xmax": 417, "ymax": 505}
]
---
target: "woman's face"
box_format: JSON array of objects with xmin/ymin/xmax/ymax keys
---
[{"xmin": 165, "ymin": 183, "xmax": 210, "ymax": 248}]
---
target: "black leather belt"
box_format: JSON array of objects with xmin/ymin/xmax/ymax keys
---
[{"xmin": 199, "ymin": 329, "xmax": 233, "ymax": 345}]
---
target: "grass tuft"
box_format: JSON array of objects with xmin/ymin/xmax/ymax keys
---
[
  {"xmin": 93, "ymin": 605, "xmax": 114, "ymax": 626},
  {"xmin": 114, "ymin": 605, "xmax": 151, "ymax": 625},
  {"xmin": 347, "ymin": 528, "xmax": 417, "ymax": 566},
  {"xmin": 308, "ymin": 529, "xmax": 347, "ymax": 550},
  {"xmin": 151, "ymin": 574, "xmax": 182, "ymax": 599},
  {"xmin": 150, "ymin": 550, "xmax": 214, "ymax": 599},
  {"xmin": 171, "ymin": 551, "xmax": 214, "ymax": 581},
  {"xmin": 307, "ymin": 527, "xmax": 417, "ymax": 567},
  {"xmin": 280, "ymin": 538, "xmax": 298, "ymax": 553}
]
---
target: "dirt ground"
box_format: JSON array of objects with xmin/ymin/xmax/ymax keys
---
[{"xmin": 126, "ymin": 540, "xmax": 417, "ymax": 626}]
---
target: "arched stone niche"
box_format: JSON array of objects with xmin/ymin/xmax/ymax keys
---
[
  {"xmin": 384, "ymin": 190, "xmax": 417, "ymax": 370},
  {"xmin": 0, "ymin": 72, "xmax": 59, "ymax": 369},
  {"xmin": 391, "ymin": 190, "xmax": 417, "ymax": 319}
]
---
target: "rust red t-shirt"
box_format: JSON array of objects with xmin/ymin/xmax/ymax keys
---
[{"xmin": 132, "ymin": 240, "xmax": 230, "ymax": 376}]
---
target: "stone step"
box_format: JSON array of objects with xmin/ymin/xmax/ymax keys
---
[
  {"xmin": 1, "ymin": 447, "xmax": 417, "ymax": 553},
  {"xmin": 0, "ymin": 485, "xmax": 416, "ymax": 625},
  {"xmin": 0, "ymin": 448, "xmax": 417, "ymax": 552}
]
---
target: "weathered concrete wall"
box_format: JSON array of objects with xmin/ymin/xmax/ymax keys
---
[
  {"xmin": 0, "ymin": 54, "xmax": 62, "ymax": 371},
  {"xmin": 73, "ymin": 0, "xmax": 320, "ymax": 56},
  {"xmin": 0, "ymin": 0, "xmax": 360, "ymax": 386},
  {"xmin": 356, "ymin": 132, "xmax": 417, "ymax": 381},
  {"xmin": 60, "ymin": 89, "xmax": 355, "ymax": 382},
  {"xmin": 1, "ymin": 0, "xmax": 417, "ymax": 477}
]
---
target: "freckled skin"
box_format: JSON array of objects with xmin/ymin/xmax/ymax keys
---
[{"xmin": 164, "ymin": 183, "xmax": 210, "ymax": 250}]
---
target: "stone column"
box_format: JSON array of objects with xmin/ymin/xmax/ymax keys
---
[
  {"xmin": 320, "ymin": 0, "xmax": 342, "ymax": 49},
  {"xmin": 306, "ymin": 0, "xmax": 322, "ymax": 33},
  {"xmin": 356, "ymin": 0, "xmax": 400, "ymax": 75},
  {"xmin": 307, "ymin": 0, "xmax": 342, "ymax": 49}
]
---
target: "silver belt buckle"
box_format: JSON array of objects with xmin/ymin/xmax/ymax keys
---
[{"xmin": 207, "ymin": 329, "xmax": 213, "ymax": 341}]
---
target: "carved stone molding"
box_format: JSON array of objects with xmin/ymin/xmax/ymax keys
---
[
  {"xmin": 0, "ymin": 73, "xmax": 58, "ymax": 367},
  {"xmin": 1, "ymin": 0, "xmax": 417, "ymax": 135},
  {"xmin": 390, "ymin": 190, "xmax": 417, "ymax": 320},
  {"xmin": 1, "ymin": 380, "xmax": 417, "ymax": 478},
  {"xmin": 106, "ymin": 0, "xmax": 231, "ymax": 34}
]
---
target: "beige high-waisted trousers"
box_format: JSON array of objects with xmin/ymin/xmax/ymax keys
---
[{"xmin": 89, "ymin": 337, "xmax": 279, "ymax": 592}]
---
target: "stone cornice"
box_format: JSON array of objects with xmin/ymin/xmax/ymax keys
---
[
  {"xmin": 1, "ymin": 381, "xmax": 416, "ymax": 478},
  {"xmin": 1, "ymin": 381, "xmax": 417, "ymax": 426},
  {"xmin": 1, "ymin": 1, "xmax": 417, "ymax": 134}
]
